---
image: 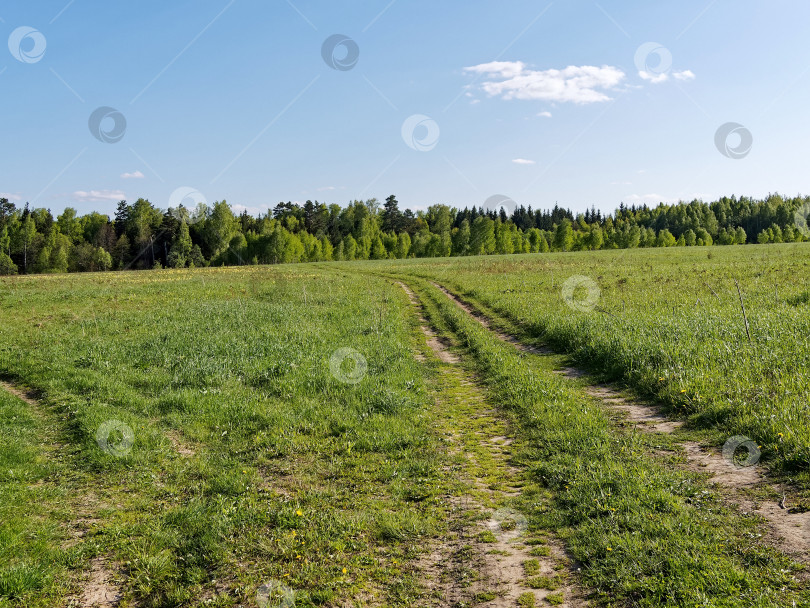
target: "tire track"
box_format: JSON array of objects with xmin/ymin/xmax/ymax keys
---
[
  {"xmin": 0, "ymin": 380, "xmax": 123, "ymax": 606},
  {"xmin": 396, "ymin": 281, "xmax": 587, "ymax": 608},
  {"xmin": 431, "ymin": 281, "xmax": 810, "ymax": 562},
  {"xmin": 0, "ymin": 380, "xmax": 40, "ymax": 407}
]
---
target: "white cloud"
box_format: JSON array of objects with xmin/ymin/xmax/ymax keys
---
[
  {"xmin": 121, "ymin": 170, "xmax": 145, "ymax": 179},
  {"xmin": 466, "ymin": 61, "xmax": 526, "ymax": 79},
  {"xmin": 537, "ymin": 111, "xmax": 552, "ymax": 118},
  {"xmin": 73, "ymin": 190, "xmax": 126, "ymax": 203},
  {"xmin": 464, "ymin": 61, "xmax": 625, "ymax": 104},
  {"xmin": 639, "ymin": 69, "xmax": 695, "ymax": 84},
  {"xmin": 638, "ymin": 70, "xmax": 668, "ymax": 84},
  {"xmin": 512, "ymin": 158, "xmax": 536, "ymax": 165},
  {"xmin": 0, "ymin": 192, "xmax": 22, "ymax": 201}
]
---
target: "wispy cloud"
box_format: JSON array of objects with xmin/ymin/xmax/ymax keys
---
[
  {"xmin": 639, "ymin": 69, "xmax": 696, "ymax": 84},
  {"xmin": 638, "ymin": 71, "xmax": 668, "ymax": 84},
  {"xmin": 121, "ymin": 170, "xmax": 145, "ymax": 179},
  {"xmin": 512, "ymin": 158, "xmax": 536, "ymax": 165},
  {"xmin": 73, "ymin": 189, "xmax": 126, "ymax": 202},
  {"xmin": 537, "ymin": 111, "xmax": 552, "ymax": 118},
  {"xmin": 673, "ymin": 70, "xmax": 696, "ymax": 81},
  {"xmin": 464, "ymin": 61, "xmax": 625, "ymax": 104},
  {"xmin": 469, "ymin": 61, "xmax": 526, "ymax": 79},
  {"xmin": 0, "ymin": 192, "xmax": 22, "ymax": 201}
]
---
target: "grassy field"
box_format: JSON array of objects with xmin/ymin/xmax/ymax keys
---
[
  {"xmin": 1, "ymin": 244, "xmax": 809, "ymax": 607},
  {"xmin": 0, "ymin": 267, "xmax": 452, "ymax": 607},
  {"xmin": 365, "ymin": 243, "xmax": 810, "ymax": 483},
  {"xmin": 391, "ymin": 276, "xmax": 806, "ymax": 607}
]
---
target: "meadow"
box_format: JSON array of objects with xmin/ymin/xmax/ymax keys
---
[
  {"xmin": 1, "ymin": 243, "xmax": 809, "ymax": 607},
  {"xmin": 367, "ymin": 243, "xmax": 810, "ymax": 483},
  {"xmin": 0, "ymin": 267, "xmax": 448, "ymax": 607}
]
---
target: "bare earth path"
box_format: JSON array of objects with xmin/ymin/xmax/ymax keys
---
[
  {"xmin": 431, "ymin": 282, "xmax": 810, "ymax": 564},
  {"xmin": 0, "ymin": 380, "xmax": 40, "ymax": 406},
  {"xmin": 396, "ymin": 282, "xmax": 588, "ymax": 608}
]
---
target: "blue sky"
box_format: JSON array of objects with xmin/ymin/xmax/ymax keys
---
[{"xmin": 1, "ymin": 0, "xmax": 809, "ymax": 218}]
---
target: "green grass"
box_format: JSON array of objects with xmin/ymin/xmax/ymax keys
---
[
  {"xmin": 355, "ymin": 244, "xmax": 810, "ymax": 484},
  {"xmin": 0, "ymin": 266, "xmax": 450, "ymax": 607},
  {"xmin": 378, "ymin": 275, "xmax": 808, "ymax": 607},
  {"xmin": 526, "ymin": 576, "xmax": 562, "ymax": 591},
  {"xmin": 522, "ymin": 559, "xmax": 540, "ymax": 576},
  {"xmin": 0, "ymin": 389, "xmax": 85, "ymax": 607},
  {"xmin": 2, "ymin": 244, "xmax": 810, "ymax": 607},
  {"xmin": 478, "ymin": 530, "xmax": 497, "ymax": 543},
  {"xmin": 517, "ymin": 591, "xmax": 535, "ymax": 607}
]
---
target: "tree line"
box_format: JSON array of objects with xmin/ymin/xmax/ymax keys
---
[{"xmin": 0, "ymin": 193, "xmax": 808, "ymax": 275}]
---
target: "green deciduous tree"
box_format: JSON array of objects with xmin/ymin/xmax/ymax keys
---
[
  {"xmin": 656, "ymin": 229, "xmax": 677, "ymax": 247},
  {"xmin": 168, "ymin": 221, "xmax": 193, "ymax": 268},
  {"xmin": 15, "ymin": 213, "xmax": 37, "ymax": 273},
  {"xmin": 204, "ymin": 201, "xmax": 238, "ymax": 259},
  {"xmin": 470, "ymin": 216, "xmax": 495, "ymax": 255},
  {"xmin": 396, "ymin": 232, "xmax": 411, "ymax": 258},
  {"xmin": 452, "ymin": 220, "xmax": 471, "ymax": 256},
  {"xmin": 553, "ymin": 219, "xmax": 574, "ymax": 252},
  {"xmin": 684, "ymin": 229, "xmax": 697, "ymax": 246}
]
